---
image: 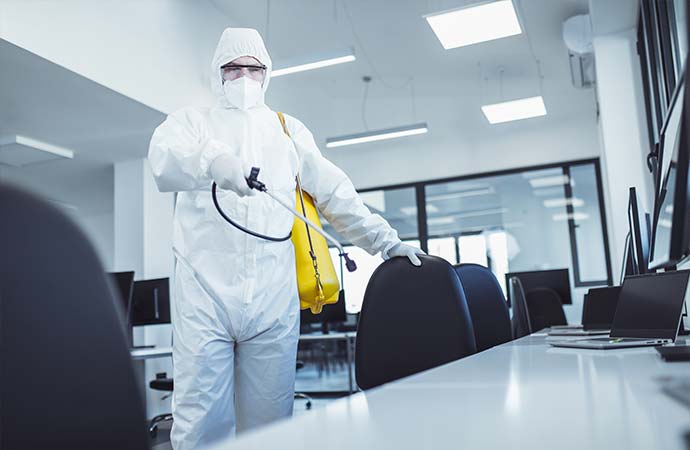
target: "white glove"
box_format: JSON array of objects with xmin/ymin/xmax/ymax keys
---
[
  {"xmin": 383, "ymin": 243, "xmax": 426, "ymax": 267},
  {"xmin": 209, "ymin": 153, "xmax": 256, "ymax": 197}
]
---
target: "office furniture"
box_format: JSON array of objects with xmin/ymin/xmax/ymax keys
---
[
  {"xmin": 355, "ymin": 255, "xmax": 476, "ymax": 390},
  {"xmin": 454, "ymin": 263, "xmax": 512, "ymax": 352},
  {"xmin": 582, "ymin": 286, "xmax": 621, "ymax": 329},
  {"xmin": 505, "ymin": 268, "xmax": 572, "ymax": 304},
  {"xmin": 509, "ymin": 276, "xmax": 532, "ymax": 338},
  {"xmin": 148, "ymin": 374, "xmax": 174, "ymax": 436},
  {"xmin": 206, "ymin": 334, "xmax": 690, "ymax": 450},
  {"xmin": 298, "ymin": 331, "xmax": 356, "ymax": 393},
  {"xmin": 0, "ymin": 183, "xmax": 150, "ymax": 450},
  {"xmin": 131, "ymin": 346, "xmax": 173, "ymax": 360},
  {"xmin": 294, "ymin": 361, "xmax": 313, "ymax": 409},
  {"xmin": 525, "ymin": 287, "xmax": 568, "ymax": 329}
]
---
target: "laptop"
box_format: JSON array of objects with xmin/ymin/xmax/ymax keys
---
[
  {"xmin": 549, "ymin": 270, "xmax": 690, "ymax": 349},
  {"xmin": 548, "ymin": 286, "xmax": 622, "ymax": 337}
]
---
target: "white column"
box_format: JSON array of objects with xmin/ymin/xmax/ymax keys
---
[
  {"xmin": 114, "ymin": 158, "xmax": 174, "ymax": 419},
  {"xmin": 592, "ymin": 27, "xmax": 653, "ymax": 275}
]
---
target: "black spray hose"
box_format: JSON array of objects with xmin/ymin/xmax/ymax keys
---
[{"xmin": 244, "ymin": 167, "xmax": 357, "ymax": 272}]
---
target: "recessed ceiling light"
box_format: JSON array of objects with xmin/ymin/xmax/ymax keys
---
[
  {"xmin": 426, "ymin": 187, "xmax": 495, "ymax": 202},
  {"xmin": 552, "ymin": 212, "xmax": 589, "ymax": 222},
  {"xmin": 0, "ymin": 134, "xmax": 74, "ymax": 167},
  {"xmin": 425, "ymin": 0, "xmax": 522, "ymax": 49},
  {"xmin": 326, "ymin": 123, "xmax": 428, "ymax": 148},
  {"xmin": 401, "ymin": 205, "xmax": 439, "ymax": 216},
  {"xmin": 481, "ymin": 96, "xmax": 547, "ymax": 124},
  {"xmin": 272, "ymin": 54, "xmax": 356, "ymax": 77},
  {"xmin": 428, "ymin": 216, "xmax": 456, "ymax": 226},
  {"xmin": 543, "ymin": 197, "xmax": 585, "ymax": 208},
  {"xmin": 528, "ymin": 175, "xmax": 570, "ymax": 189}
]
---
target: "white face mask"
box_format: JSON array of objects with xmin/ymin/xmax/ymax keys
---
[{"xmin": 222, "ymin": 76, "xmax": 264, "ymax": 110}]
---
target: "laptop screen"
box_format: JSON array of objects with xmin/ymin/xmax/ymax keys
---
[
  {"xmin": 582, "ymin": 286, "xmax": 621, "ymax": 330},
  {"xmin": 610, "ymin": 271, "xmax": 690, "ymax": 339}
]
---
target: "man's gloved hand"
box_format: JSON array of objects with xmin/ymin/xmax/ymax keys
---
[
  {"xmin": 383, "ymin": 243, "xmax": 426, "ymax": 267},
  {"xmin": 210, "ymin": 153, "xmax": 256, "ymax": 197}
]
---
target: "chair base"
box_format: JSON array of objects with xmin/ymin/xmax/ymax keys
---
[
  {"xmin": 149, "ymin": 413, "xmax": 173, "ymax": 437},
  {"xmin": 294, "ymin": 392, "xmax": 312, "ymax": 410}
]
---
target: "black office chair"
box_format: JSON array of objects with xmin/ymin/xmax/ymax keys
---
[
  {"xmin": 525, "ymin": 287, "xmax": 568, "ymax": 330},
  {"xmin": 149, "ymin": 373, "xmax": 174, "ymax": 437},
  {"xmin": 356, "ymin": 255, "xmax": 477, "ymax": 390},
  {"xmin": 0, "ymin": 183, "xmax": 150, "ymax": 450},
  {"xmin": 509, "ymin": 276, "xmax": 533, "ymax": 339},
  {"xmin": 454, "ymin": 263, "xmax": 512, "ymax": 352},
  {"xmin": 294, "ymin": 361, "xmax": 313, "ymax": 409}
]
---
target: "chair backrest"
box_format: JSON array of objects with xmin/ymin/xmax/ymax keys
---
[
  {"xmin": 454, "ymin": 263, "xmax": 512, "ymax": 352},
  {"xmin": 509, "ymin": 276, "xmax": 533, "ymax": 339},
  {"xmin": 0, "ymin": 183, "xmax": 150, "ymax": 450},
  {"xmin": 525, "ymin": 287, "xmax": 568, "ymax": 330},
  {"xmin": 355, "ymin": 255, "xmax": 477, "ymax": 390}
]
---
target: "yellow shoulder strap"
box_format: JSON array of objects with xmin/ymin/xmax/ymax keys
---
[{"xmin": 277, "ymin": 111, "xmax": 291, "ymax": 138}]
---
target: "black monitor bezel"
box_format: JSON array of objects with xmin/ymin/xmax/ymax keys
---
[
  {"xmin": 627, "ymin": 187, "xmax": 650, "ymax": 274},
  {"xmin": 504, "ymin": 268, "xmax": 572, "ymax": 305},
  {"xmin": 650, "ymin": 67, "xmax": 690, "ymax": 269},
  {"xmin": 131, "ymin": 277, "xmax": 171, "ymax": 326}
]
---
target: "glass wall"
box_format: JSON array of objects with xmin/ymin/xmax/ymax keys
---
[{"xmin": 322, "ymin": 159, "xmax": 611, "ymax": 312}]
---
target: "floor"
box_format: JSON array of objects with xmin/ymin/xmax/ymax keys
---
[{"xmin": 149, "ymin": 361, "xmax": 349, "ymax": 450}]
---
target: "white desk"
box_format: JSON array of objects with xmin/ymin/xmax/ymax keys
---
[
  {"xmin": 130, "ymin": 346, "xmax": 173, "ymax": 360},
  {"xmin": 299, "ymin": 332, "xmax": 356, "ymax": 393},
  {"xmin": 209, "ymin": 333, "xmax": 690, "ymax": 450}
]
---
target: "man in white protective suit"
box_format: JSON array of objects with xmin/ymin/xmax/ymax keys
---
[{"xmin": 148, "ymin": 27, "xmax": 425, "ymax": 449}]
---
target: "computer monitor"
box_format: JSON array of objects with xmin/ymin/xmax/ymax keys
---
[
  {"xmin": 107, "ymin": 271, "xmax": 135, "ymax": 319},
  {"xmin": 650, "ymin": 70, "xmax": 690, "ymax": 268},
  {"xmin": 627, "ymin": 187, "xmax": 651, "ymax": 274},
  {"xmin": 131, "ymin": 278, "xmax": 171, "ymax": 326},
  {"xmin": 504, "ymin": 269, "xmax": 572, "ymax": 305},
  {"xmin": 611, "ymin": 271, "xmax": 690, "ymax": 340},
  {"xmin": 620, "ymin": 233, "xmax": 636, "ymax": 285},
  {"xmin": 582, "ymin": 286, "xmax": 621, "ymax": 330}
]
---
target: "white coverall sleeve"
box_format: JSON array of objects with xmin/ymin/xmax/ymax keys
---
[
  {"xmin": 148, "ymin": 108, "xmax": 228, "ymax": 192},
  {"xmin": 287, "ymin": 116, "xmax": 402, "ymax": 256}
]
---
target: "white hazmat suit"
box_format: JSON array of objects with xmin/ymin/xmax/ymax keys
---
[{"xmin": 148, "ymin": 28, "xmax": 422, "ymax": 449}]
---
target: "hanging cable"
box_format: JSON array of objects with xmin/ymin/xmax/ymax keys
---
[
  {"xmin": 361, "ymin": 75, "xmax": 371, "ymax": 130},
  {"xmin": 265, "ymin": 0, "xmax": 272, "ymax": 47},
  {"xmin": 339, "ymin": 0, "xmax": 413, "ymax": 91},
  {"xmin": 410, "ymin": 77, "xmax": 417, "ymax": 122},
  {"xmin": 514, "ymin": 0, "xmax": 545, "ymax": 95}
]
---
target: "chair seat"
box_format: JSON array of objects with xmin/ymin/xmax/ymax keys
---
[{"xmin": 149, "ymin": 378, "xmax": 173, "ymax": 391}]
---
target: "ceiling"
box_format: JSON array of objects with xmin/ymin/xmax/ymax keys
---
[
  {"xmin": 0, "ymin": 38, "xmax": 164, "ymax": 212},
  {"xmin": 214, "ymin": 0, "xmax": 594, "ymax": 142},
  {"xmin": 0, "ymin": 0, "xmax": 596, "ymax": 214}
]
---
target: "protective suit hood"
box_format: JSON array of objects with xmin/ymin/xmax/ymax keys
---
[{"xmin": 211, "ymin": 28, "xmax": 273, "ymax": 107}]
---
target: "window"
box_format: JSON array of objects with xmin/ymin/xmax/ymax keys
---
[
  {"xmin": 424, "ymin": 160, "xmax": 611, "ymax": 290},
  {"xmin": 321, "ymin": 160, "xmax": 611, "ymax": 311},
  {"xmin": 638, "ymin": 0, "xmax": 689, "ymax": 184}
]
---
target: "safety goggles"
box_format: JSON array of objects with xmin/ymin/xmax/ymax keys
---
[{"xmin": 221, "ymin": 63, "xmax": 267, "ymax": 83}]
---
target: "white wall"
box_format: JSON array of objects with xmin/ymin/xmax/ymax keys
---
[
  {"xmin": 591, "ymin": 25, "xmax": 653, "ymax": 274},
  {"xmin": 0, "ymin": 0, "xmax": 231, "ymax": 113}
]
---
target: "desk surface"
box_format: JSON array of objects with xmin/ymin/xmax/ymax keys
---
[
  {"xmin": 130, "ymin": 346, "xmax": 172, "ymax": 360},
  {"xmin": 210, "ymin": 334, "xmax": 690, "ymax": 450},
  {"xmin": 298, "ymin": 331, "xmax": 355, "ymax": 341}
]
